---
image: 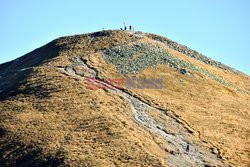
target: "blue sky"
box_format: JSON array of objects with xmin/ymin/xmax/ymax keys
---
[{"xmin": 1, "ymin": 0, "xmax": 249, "ymax": 74}]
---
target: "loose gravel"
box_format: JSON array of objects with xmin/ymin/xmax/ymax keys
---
[{"xmin": 102, "ymin": 43, "xmax": 248, "ymax": 94}]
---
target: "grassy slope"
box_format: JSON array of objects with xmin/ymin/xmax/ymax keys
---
[{"xmin": 0, "ymin": 30, "xmax": 249, "ymax": 166}]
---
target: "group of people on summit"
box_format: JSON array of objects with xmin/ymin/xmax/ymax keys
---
[{"xmin": 121, "ymin": 25, "xmax": 134, "ymax": 31}]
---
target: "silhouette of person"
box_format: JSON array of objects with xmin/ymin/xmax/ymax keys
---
[
  {"xmin": 186, "ymin": 144, "xmax": 190, "ymax": 153},
  {"xmin": 129, "ymin": 25, "xmax": 132, "ymax": 31},
  {"xmin": 124, "ymin": 26, "xmax": 127, "ymax": 30}
]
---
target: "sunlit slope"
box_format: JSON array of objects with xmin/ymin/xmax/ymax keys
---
[{"xmin": 0, "ymin": 30, "xmax": 249, "ymax": 166}]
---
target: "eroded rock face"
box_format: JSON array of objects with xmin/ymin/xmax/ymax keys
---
[{"xmin": 0, "ymin": 30, "xmax": 249, "ymax": 166}]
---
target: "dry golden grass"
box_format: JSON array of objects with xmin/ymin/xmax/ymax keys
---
[{"xmin": 0, "ymin": 30, "xmax": 249, "ymax": 166}]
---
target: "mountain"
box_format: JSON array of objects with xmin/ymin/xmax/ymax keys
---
[{"xmin": 0, "ymin": 30, "xmax": 249, "ymax": 167}]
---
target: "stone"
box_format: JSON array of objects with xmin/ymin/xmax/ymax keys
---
[{"xmin": 180, "ymin": 69, "xmax": 189, "ymax": 75}]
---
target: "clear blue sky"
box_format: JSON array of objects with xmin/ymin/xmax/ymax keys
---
[{"xmin": 1, "ymin": 0, "xmax": 249, "ymax": 74}]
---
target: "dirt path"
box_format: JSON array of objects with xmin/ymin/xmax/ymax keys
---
[{"xmin": 61, "ymin": 55, "xmax": 227, "ymax": 167}]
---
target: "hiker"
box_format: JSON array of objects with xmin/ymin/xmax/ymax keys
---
[
  {"xmin": 186, "ymin": 144, "xmax": 190, "ymax": 153},
  {"xmin": 124, "ymin": 26, "xmax": 127, "ymax": 30},
  {"xmin": 129, "ymin": 25, "xmax": 132, "ymax": 31}
]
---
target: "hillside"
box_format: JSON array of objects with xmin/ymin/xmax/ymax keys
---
[{"xmin": 0, "ymin": 30, "xmax": 249, "ymax": 167}]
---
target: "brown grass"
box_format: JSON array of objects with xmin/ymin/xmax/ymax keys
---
[{"xmin": 0, "ymin": 30, "xmax": 249, "ymax": 166}]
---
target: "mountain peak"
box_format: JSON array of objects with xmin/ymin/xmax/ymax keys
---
[{"xmin": 0, "ymin": 30, "xmax": 249, "ymax": 166}]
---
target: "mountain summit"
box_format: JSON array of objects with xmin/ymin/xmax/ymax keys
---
[{"xmin": 0, "ymin": 30, "xmax": 249, "ymax": 166}]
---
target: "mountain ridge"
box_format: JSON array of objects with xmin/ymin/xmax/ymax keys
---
[{"xmin": 0, "ymin": 30, "xmax": 249, "ymax": 166}]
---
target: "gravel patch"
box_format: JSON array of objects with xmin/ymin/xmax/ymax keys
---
[
  {"xmin": 146, "ymin": 33, "xmax": 241, "ymax": 75},
  {"xmin": 102, "ymin": 43, "xmax": 248, "ymax": 94}
]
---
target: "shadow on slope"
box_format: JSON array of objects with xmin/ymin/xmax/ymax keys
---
[
  {"xmin": 0, "ymin": 40, "xmax": 62, "ymax": 101},
  {"xmin": 0, "ymin": 130, "xmax": 64, "ymax": 167}
]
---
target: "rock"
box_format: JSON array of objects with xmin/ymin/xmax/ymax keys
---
[
  {"xmin": 180, "ymin": 69, "xmax": 189, "ymax": 75},
  {"xmin": 211, "ymin": 147, "xmax": 219, "ymax": 155}
]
